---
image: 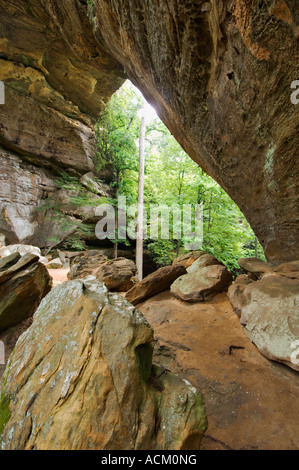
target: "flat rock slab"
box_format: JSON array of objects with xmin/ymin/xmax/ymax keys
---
[
  {"xmin": 126, "ymin": 264, "xmax": 187, "ymax": 305},
  {"xmin": 0, "ymin": 245, "xmax": 42, "ymax": 259},
  {"xmin": 171, "ymin": 265, "xmax": 232, "ymax": 302}
]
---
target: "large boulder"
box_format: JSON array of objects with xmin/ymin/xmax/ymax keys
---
[
  {"xmin": 68, "ymin": 254, "xmax": 137, "ymax": 292},
  {"xmin": 238, "ymin": 257, "xmax": 274, "ymax": 280},
  {"xmin": 172, "ymin": 251, "xmax": 207, "ymax": 269},
  {"xmin": 187, "ymin": 254, "xmax": 223, "ymax": 273},
  {"xmin": 227, "ymin": 275, "xmax": 253, "ymax": 317},
  {"xmin": 238, "ymin": 276, "xmax": 299, "ymax": 372},
  {"xmin": 273, "ymin": 260, "xmax": 299, "ymax": 280},
  {"xmin": 171, "ymin": 265, "xmax": 233, "ymax": 303},
  {"xmin": 46, "ymin": 258, "xmax": 64, "ymax": 270},
  {"xmin": 0, "ymin": 279, "xmax": 207, "ymax": 450},
  {"xmin": 126, "ymin": 265, "xmax": 187, "ymax": 306},
  {"xmin": 0, "ymin": 245, "xmax": 42, "ymax": 259},
  {"xmin": 0, "ymin": 253, "xmax": 52, "ymax": 332}
]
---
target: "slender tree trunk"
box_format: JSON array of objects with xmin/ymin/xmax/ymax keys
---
[
  {"xmin": 255, "ymin": 236, "xmax": 258, "ymax": 258},
  {"xmin": 114, "ymin": 170, "xmax": 121, "ymax": 259},
  {"xmin": 136, "ymin": 114, "xmax": 146, "ymax": 281}
]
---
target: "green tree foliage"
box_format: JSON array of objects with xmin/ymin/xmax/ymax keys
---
[
  {"xmin": 94, "ymin": 81, "xmax": 265, "ymax": 270},
  {"xmin": 94, "ymin": 82, "xmax": 143, "ymax": 202}
]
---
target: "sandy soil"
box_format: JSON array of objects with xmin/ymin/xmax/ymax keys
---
[
  {"xmin": 137, "ymin": 291, "xmax": 299, "ymax": 450},
  {"xmin": 48, "ymin": 268, "xmax": 70, "ymax": 287}
]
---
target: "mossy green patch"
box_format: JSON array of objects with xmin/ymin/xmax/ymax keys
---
[
  {"xmin": 135, "ymin": 343, "xmax": 154, "ymax": 383},
  {"xmin": 0, "ymin": 391, "xmax": 11, "ymax": 435}
]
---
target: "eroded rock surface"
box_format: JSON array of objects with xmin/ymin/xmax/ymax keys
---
[
  {"xmin": 238, "ymin": 276, "xmax": 299, "ymax": 371},
  {"xmin": 228, "ymin": 259, "xmax": 299, "ymax": 371},
  {"xmin": 68, "ymin": 254, "xmax": 137, "ymax": 292},
  {"xmin": 0, "ymin": 279, "xmax": 207, "ymax": 450},
  {"xmin": 0, "ymin": 1, "xmax": 298, "ymax": 262},
  {"xmin": 126, "ymin": 264, "xmax": 187, "ymax": 305},
  {"xmin": 0, "ymin": 253, "xmax": 52, "ymax": 331},
  {"xmin": 91, "ymin": 0, "xmax": 299, "ymax": 263},
  {"xmin": 171, "ymin": 264, "xmax": 233, "ymax": 302}
]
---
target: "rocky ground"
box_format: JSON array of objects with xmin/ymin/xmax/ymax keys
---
[{"xmin": 39, "ymin": 268, "xmax": 299, "ymax": 450}]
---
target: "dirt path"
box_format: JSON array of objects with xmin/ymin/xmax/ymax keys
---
[
  {"xmin": 137, "ymin": 291, "xmax": 299, "ymax": 450},
  {"xmin": 48, "ymin": 268, "xmax": 70, "ymax": 287}
]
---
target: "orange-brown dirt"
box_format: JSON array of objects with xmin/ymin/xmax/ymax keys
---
[
  {"xmin": 1, "ymin": 268, "xmax": 298, "ymax": 450},
  {"xmin": 137, "ymin": 291, "xmax": 299, "ymax": 450}
]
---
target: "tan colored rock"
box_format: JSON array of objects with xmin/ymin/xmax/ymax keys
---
[
  {"xmin": 0, "ymin": 234, "xmax": 5, "ymax": 248},
  {"xmin": 187, "ymin": 254, "xmax": 223, "ymax": 273},
  {"xmin": 0, "ymin": 254, "xmax": 52, "ymax": 332},
  {"xmin": 0, "ymin": 244, "xmax": 42, "ymax": 260},
  {"xmin": 0, "ymin": 253, "xmax": 39, "ymax": 285},
  {"xmin": 227, "ymin": 275, "xmax": 253, "ymax": 317},
  {"xmin": 238, "ymin": 258, "xmax": 274, "ymax": 279},
  {"xmin": 172, "ymin": 251, "xmax": 207, "ymax": 269},
  {"xmin": 126, "ymin": 265, "xmax": 187, "ymax": 306},
  {"xmin": 0, "ymin": 279, "xmax": 207, "ymax": 450},
  {"xmin": 69, "ymin": 255, "xmax": 137, "ymax": 292},
  {"xmin": 0, "ymin": 1, "xmax": 298, "ymax": 262},
  {"xmin": 171, "ymin": 265, "xmax": 233, "ymax": 303},
  {"xmin": 46, "ymin": 258, "xmax": 63, "ymax": 270},
  {"xmin": 273, "ymin": 260, "xmax": 299, "ymax": 280}
]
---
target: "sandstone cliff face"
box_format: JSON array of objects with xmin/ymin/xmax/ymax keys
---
[
  {"xmin": 0, "ymin": 1, "xmax": 298, "ymax": 262},
  {"xmin": 0, "ymin": 0, "xmax": 124, "ymax": 246},
  {"xmin": 92, "ymin": 0, "xmax": 299, "ymax": 263}
]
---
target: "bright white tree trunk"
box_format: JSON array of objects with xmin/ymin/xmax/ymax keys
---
[{"xmin": 136, "ymin": 113, "xmax": 146, "ymax": 281}]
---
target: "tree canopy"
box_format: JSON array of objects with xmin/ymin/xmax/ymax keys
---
[{"xmin": 94, "ymin": 81, "xmax": 265, "ymax": 271}]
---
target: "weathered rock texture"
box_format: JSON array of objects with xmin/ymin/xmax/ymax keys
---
[
  {"xmin": 187, "ymin": 254, "xmax": 223, "ymax": 273},
  {"xmin": 0, "ymin": 1, "xmax": 298, "ymax": 261},
  {"xmin": 238, "ymin": 257, "xmax": 274, "ymax": 280},
  {"xmin": 228, "ymin": 260, "xmax": 299, "ymax": 371},
  {"xmin": 0, "ymin": 253, "xmax": 52, "ymax": 331},
  {"xmin": 0, "ymin": 0, "xmax": 122, "ymax": 247},
  {"xmin": 126, "ymin": 264, "xmax": 187, "ymax": 305},
  {"xmin": 171, "ymin": 264, "xmax": 233, "ymax": 302},
  {"xmin": 172, "ymin": 251, "xmax": 208, "ymax": 269},
  {"xmin": 239, "ymin": 276, "xmax": 299, "ymax": 371},
  {"xmin": 0, "ymin": 279, "xmax": 207, "ymax": 450},
  {"xmin": 68, "ymin": 254, "xmax": 137, "ymax": 292}
]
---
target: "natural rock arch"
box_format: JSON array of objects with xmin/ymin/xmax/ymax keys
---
[{"xmin": 0, "ymin": 0, "xmax": 298, "ymax": 263}]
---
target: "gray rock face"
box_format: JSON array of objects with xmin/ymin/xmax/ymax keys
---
[
  {"xmin": 187, "ymin": 254, "xmax": 223, "ymax": 273},
  {"xmin": 0, "ymin": 279, "xmax": 207, "ymax": 450},
  {"xmin": 171, "ymin": 264, "xmax": 232, "ymax": 302},
  {"xmin": 239, "ymin": 276, "xmax": 299, "ymax": 372},
  {"xmin": 0, "ymin": 244, "xmax": 42, "ymax": 260}
]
